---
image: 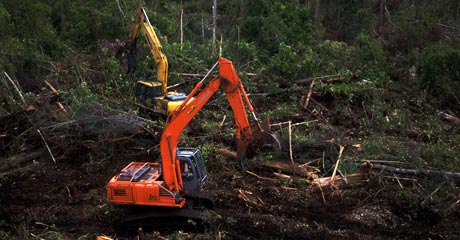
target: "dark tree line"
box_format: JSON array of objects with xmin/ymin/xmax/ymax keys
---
[{"xmin": 0, "ymin": 0, "xmax": 459, "ymax": 110}]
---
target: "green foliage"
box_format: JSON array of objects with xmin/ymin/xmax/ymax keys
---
[
  {"xmin": 420, "ymin": 44, "xmax": 460, "ymax": 109},
  {"xmin": 164, "ymin": 41, "xmax": 208, "ymax": 74},
  {"xmin": 353, "ymin": 33, "xmax": 387, "ymax": 80},
  {"xmin": 0, "ymin": 2, "xmax": 18, "ymax": 74},
  {"xmin": 0, "ymin": 0, "xmax": 56, "ymax": 77},
  {"xmin": 265, "ymin": 34, "xmax": 387, "ymax": 84},
  {"xmin": 146, "ymin": 2, "xmax": 179, "ymax": 37},
  {"xmin": 226, "ymin": 216, "xmax": 237, "ymax": 225},
  {"xmin": 101, "ymin": 56, "xmax": 131, "ymax": 97},
  {"xmin": 422, "ymin": 141, "xmax": 460, "ymax": 172},
  {"xmin": 61, "ymin": 82, "xmax": 100, "ymax": 112},
  {"xmin": 241, "ymin": 0, "xmax": 315, "ymax": 55},
  {"xmin": 268, "ymin": 43, "xmax": 314, "ymax": 79},
  {"xmin": 221, "ymin": 41, "xmax": 260, "ymax": 72},
  {"xmin": 321, "ymin": 1, "xmax": 380, "ymax": 41},
  {"xmin": 51, "ymin": 1, "xmax": 127, "ymax": 47},
  {"xmin": 0, "ymin": 220, "xmax": 11, "ymax": 238}
]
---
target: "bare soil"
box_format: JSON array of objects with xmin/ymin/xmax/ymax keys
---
[{"xmin": 1, "ymin": 94, "xmax": 460, "ymax": 240}]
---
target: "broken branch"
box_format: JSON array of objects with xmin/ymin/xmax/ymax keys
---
[
  {"xmin": 246, "ymin": 170, "xmax": 278, "ymax": 182},
  {"xmin": 302, "ymin": 79, "xmax": 316, "ymax": 109},
  {"xmin": 44, "ymin": 80, "xmax": 67, "ymax": 112},
  {"xmin": 330, "ymin": 145, "xmax": 345, "ymax": 181},
  {"xmin": 262, "ymin": 160, "xmax": 310, "ymax": 176},
  {"xmin": 37, "ymin": 129, "xmax": 56, "ymax": 164}
]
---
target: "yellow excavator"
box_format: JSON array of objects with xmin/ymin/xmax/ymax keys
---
[{"xmin": 120, "ymin": 7, "xmax": 186, "ymax": 116}]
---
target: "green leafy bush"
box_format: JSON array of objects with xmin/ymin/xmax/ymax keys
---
[{"xmin": 420, "ymin": 44, "xmax": 460, "ymax": 110}]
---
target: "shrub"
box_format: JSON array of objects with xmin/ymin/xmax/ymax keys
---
[{"xmin": 420, "ymin": 44, "xmax": 460, "ymax": 110}]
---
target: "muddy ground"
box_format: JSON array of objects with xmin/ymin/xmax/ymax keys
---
[{"xmin": 1, "ymin": 93, "xmax": 460, "ymax": 240}]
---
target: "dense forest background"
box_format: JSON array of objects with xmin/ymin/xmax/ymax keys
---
[
  {"xmin": 1, "ymin": 0, "xmax": 459, "ymax": 106},
  {"xmin": 1, "ymin": 0, "xmax": 460, "ymax": 239}
]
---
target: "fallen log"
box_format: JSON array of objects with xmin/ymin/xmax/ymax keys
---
[
  {"xmin": 309, "ymin": 98, "xmax": 329, "ymax": 112},
  {"xmin": 347, "ymin": 159, "xmax": 460, "ymax": 178},
  {"xmin": 438, "ymin": 110, "xmax": 460, "ymax": 126},
  {"xmin": 372, "ymin": 163, "xmax": 460, "ymax": 178},
  {"xmin": 0, "ymin": 149, "xmax": 45, "ymax": 171},
  {"xmin": 295, "ymin": 74, "xmax": 350, "ymax": 85},
  {"xmin": 345, "ymin": 158, "xmax": 412, "ymax": 167}
]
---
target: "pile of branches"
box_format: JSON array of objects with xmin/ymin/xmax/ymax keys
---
[{"xmin": 0, "ymin": 74, "xmax": 161, "ymax": 174}]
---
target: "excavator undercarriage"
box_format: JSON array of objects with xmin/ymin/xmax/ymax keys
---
[{"xmin": 116, "ymin": 193, "xmax": 214, "ymax": 235}]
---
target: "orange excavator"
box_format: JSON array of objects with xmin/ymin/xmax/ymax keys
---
[{"xmin": 107, "ymin": 57, "xmax": 279, "ymax": 231}]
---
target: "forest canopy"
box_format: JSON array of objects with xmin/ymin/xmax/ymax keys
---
[{"xmin": 1, "ymin": 0, "xmax": 459, "ymax": 88}]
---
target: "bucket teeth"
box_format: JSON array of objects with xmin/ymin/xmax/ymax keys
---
[{"xmin": 237, "ymin": 121, "xmax": 281, "ymax": 169}]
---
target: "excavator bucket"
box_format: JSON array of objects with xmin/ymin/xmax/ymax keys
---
[{"xmin": 237, "ymin": 118, "xmax": 281, "ymax": 168}]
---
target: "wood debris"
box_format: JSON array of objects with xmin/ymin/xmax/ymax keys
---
[
  {"xmin": 261, "ymin": 160, "xmax": 312, "ymax": 177},
  {"xmin": 238, "ymin": 189, "xmax": 265, "ymax": 208},
  {"xmin": 438, "ymin": 110, "xmax": 460, "ymax": 126},
  {"xmin": 96, "ymin": 235, "xmax": 113, "ymax": 240},
  {"xmin": 217, "ymin": 147, "xmax": 238, "ymax": 159},
  {"xmin": 302, "ymin": 79, "xmax": 316, "ymax": 109},
  {"xmin": 44, "ymin": 80, "xmax": 67, "ymax": 112},
  {"xmin": 308, "ymin": 161, "xmax": 373, "ymax": 191},
  {"xmin": 246, "ymin": 170, "xmax": 278, "ymax": 182}
]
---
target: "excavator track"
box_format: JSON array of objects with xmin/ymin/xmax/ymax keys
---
[
  {"xmin": 116, "ymin": 193, "xmax": 214, "ymax": 236},
  {"xmin": 117, "ymin": 207, "xmax": 210, "ymax": 236}
]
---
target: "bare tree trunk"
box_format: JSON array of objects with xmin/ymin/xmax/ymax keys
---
[
  {"xmin": 212, "ymin": 0, "xmax": 217, "ymax": 56},
  {"xmin": 201, "ymin": 12, "xmax": 205, "ymax": 43},
  {"xmin": 237, "ymin": 25, "xmax": 240, "ymax": 67},
  {"xmin": 336, "ymin": 0, "xmax": 341, "ymax": 34},
  {"xmin": 457, "ymin": 1, "xmax": 459, "ymax": 22},
  {"xmin": 180, "ymin": 1, "xmax": 184, "ymax": 51},
  {"xmin": 315, "ymin": 0, "xmax": 320, "ymax": 34},
  {"xmin": 153, "ymin": 0, "xmax": 160, "ymax": 10},
  {"xmin": 115, "ymin": 0, "xmax": 125, "ymax": 18},
  {"xmin": 380, "ymin": 0, "xmax": 386, "ymax": 27}
]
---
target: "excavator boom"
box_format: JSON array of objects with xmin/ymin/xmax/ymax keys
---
[
  {"xmin": 107, "ymin": 57, "xmax": 279, "ymax": 209},
  {"xmin": 161, "ymin": 57, "xmax": 270, "ymax": 192},
  {"xmin": 127, "ymin": 7, "xmax": 168, "ymax": 94}
]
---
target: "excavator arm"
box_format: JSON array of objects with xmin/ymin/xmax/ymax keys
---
[
  {"xmin": 160, "ymin": 57, "xmax": 278, "ymax": 193},
  {"xmin": 107, "ymin": 57, "xmax": 279, "ymax": 209},
  {"xmin": 126, "ymin": 7, "xmax": 168, "ymax": 95}
]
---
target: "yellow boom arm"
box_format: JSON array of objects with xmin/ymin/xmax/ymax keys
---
[{"xmin": 127, "ymin": 7, "xmax": 168, "ymax": 95}]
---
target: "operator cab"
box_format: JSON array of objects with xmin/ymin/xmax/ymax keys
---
[
  {"xmin": 135, "ymin": 79, "xmax": 163, "ymax": 104},
  {"xmin": 177, "ymin": 148, "xmax": 208, "ymax": 195},
  {"xmin": 135, "ymin": 79, "xmax": 187, "ymax": 115}
]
